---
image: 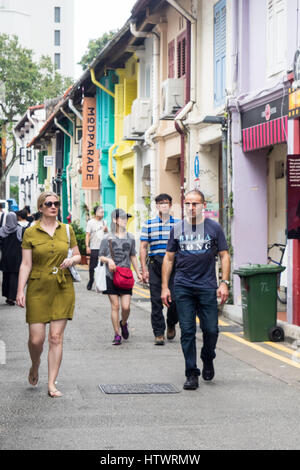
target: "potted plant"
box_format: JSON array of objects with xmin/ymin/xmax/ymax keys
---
[{"xmin": 71, "ymin": 221, "xmax": 89, "ymax": 265}]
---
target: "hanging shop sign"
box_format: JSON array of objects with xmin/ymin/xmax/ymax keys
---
[
  {"xmin": 44, "ymin": 155, "xmax": 54, "ymax": 167},
  {"xmin": 82, "ymin": 97, "xmax": 99, "ymax": 190},
  {"xmin": 241, "ymin": 95, "xmax": 288, "ymax": 152},
  {"xmin": 287, "ymin": 154, "xmax": 300, "ymax": 239}
]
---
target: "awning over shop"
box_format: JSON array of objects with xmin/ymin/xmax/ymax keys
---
[{"xmin": 242, "ymin": 115, "xmax": 288, "ymax": 152}]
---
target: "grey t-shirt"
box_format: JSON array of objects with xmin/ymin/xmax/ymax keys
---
[{"xmin": 99, "ymin": 232, "xmax": 136, "ymax": 279}]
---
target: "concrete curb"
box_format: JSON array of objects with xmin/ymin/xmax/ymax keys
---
[{"xmin": 222, "ymin": 304, "xmax": 300, "ymax": 342}]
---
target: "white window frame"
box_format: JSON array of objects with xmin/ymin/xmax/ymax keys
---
[{"xmin": 266, "ymin": 0, "xmax": 287, "ymax": 77}]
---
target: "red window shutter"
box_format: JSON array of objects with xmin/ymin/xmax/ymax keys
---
[
  {"xmin": 177, "ymin": 30, "xmax": 187, "ymax": 78},
  {"xmin": 168, "ymin": 40, "xmax": 175, "ymax": 78}
]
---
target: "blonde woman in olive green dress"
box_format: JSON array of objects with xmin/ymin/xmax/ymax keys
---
[{"xmin": 16, "ymin": 192, "xmax": 81, "ymax": 398}]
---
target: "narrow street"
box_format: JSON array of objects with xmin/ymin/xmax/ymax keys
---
[{"xmin": 1, "ymin": 269, "xmax": 300, "ymax": 451}]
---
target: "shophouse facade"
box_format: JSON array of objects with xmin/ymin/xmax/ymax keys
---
[{"xmin": 227, "ymin": 0, "xmax": 300, "ymax": 325}]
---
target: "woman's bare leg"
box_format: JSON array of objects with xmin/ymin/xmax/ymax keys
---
[
  {"xmin": 28, "ymin": 323, "xmax": 46, "ymax": 385},
  {"xmin": 48, "ymin": 319, "xmax": 68, "ymax": 394},
  {"xmin": 120, "ymin": 294, "xmax": 131, "ymax": 325},
  {"xmin": 108, "ymin": 294, "xmax": 120, "ymax": 334}
]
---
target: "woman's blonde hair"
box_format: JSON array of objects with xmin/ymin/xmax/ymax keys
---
[{"xmin": 37, "ymin": 191, "xmax": 59, "ymax": 209}]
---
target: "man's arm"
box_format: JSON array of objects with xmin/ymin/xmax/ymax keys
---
[
  {"xmin": 161, "ymin": 251, "xmax": 175, "ymax": 307},
  {"xmin": 217, "ymin": 250, "xmax": 231, "ymax": 304},
  {"xmin": 139, "ymin": 240, "xmax": 149, "ymax": 283},
  {"xmin": 85, "ymin": 232, "xmax": 91, "ymax": 255}
]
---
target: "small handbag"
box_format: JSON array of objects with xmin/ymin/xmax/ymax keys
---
[
  {"xmin": 66, "ymin": 224, "xmax": 81, "ymax": 282},
  {"xmin": 94, "ymin": 260, "xmax": 107, "ymax": 292},
  {"xmin": 109, "ymin": 238, "xmax": 134, "ymax": 290}
]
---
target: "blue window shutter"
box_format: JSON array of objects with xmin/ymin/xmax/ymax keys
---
[{"xmin": 214, "ymin": 0, "xmax": 226, "ymax": 107}]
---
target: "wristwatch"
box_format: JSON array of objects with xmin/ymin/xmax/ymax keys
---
[{"xmin": 220, "ymin": 280, "xmax": 230, "ymax": 287}]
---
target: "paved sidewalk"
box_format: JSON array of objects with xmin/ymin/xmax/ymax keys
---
[{"xmin": 1, "ymin": 270, "xmax": 300, "ymax": 450}]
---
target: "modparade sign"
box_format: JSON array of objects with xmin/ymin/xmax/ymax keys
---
[{"xmin": 82, "ymin": 97, "xmax": 99, "ymax": 190}]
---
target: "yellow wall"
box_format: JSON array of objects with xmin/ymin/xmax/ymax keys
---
[{"xmin": 114, "ymin": 55, "xmax": 138, "ymax": 233}]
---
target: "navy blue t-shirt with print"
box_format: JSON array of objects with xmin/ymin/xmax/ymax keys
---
[{"xmin": 167, "ymin": 218, "xmax": 228, "ymax": 289}]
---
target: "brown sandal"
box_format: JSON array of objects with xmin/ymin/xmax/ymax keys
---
[
  {"xmin": 28, "ymin": 368, "xmax": 39, "ymax": 387},
  {"xmin": 48, "ymin": 389, "xmax": 63, "ymax": 398}
]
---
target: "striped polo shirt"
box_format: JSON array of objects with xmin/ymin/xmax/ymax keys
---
[{"xmin": 140, "ymin": 215, "xmax": 179, "ymax": 257}]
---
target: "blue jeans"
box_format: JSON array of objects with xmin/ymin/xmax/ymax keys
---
[{"xmin": 174, "ymin": 286, "xmax": 219, "ymax": 377}]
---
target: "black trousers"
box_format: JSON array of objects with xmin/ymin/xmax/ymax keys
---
[
  {"xmin": 89, "ymin": 249, "xmax": 99, "ymax": 284},
  {"xmin": 148, "ymin": 257, "xmax": 178, "ymax": 337},
  {"xmin": 2, "ymin": 272, "xmax": 19, "ymax": 301}
]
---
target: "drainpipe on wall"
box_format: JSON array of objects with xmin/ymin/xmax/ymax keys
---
[
  {"xmin": 68, "ymin": 99, "xmax": 83, "ymax": 122},
  {"xmin": 174, "ymin": 101, "xmax": 194, "ymax": 219},
  {"xmin": 27, "ymin": 110, "xmax": 37, "ymax": 133},
  {"xmin": 166, "ymin": 0, "xmax": 196, "ymax": 217},
  {"xmin": 54, "ymin": 117, "xmax": 72, "ymax": 219},
  {"xmin": 90, "ymin": 68, "xmax": 115, "ymax": 99},
  {"xmin": 130, "ymin": 20, "xmax": 160, "ymax": 212},
  {"xmin": 108, "ymin": 143, "xmax": 117, "ymax": 184}
]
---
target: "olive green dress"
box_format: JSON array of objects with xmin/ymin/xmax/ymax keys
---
[{"xmin": 22, "ymin": 221, "xmax": 77, "ymax": 324}]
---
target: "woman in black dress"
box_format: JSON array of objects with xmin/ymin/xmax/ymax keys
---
[{"xmin": 0, "ymin": 212, "xmax": 24, "ymax": 305}]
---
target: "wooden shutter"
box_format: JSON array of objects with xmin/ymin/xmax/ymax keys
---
[
  {"xmin": 168, "ymin": 40, "xmax": 175, "ymax": 78},
  {"xmin": 124, "ymin": 78, "xmax": 137, "ymax": 115},
  {"xmin": 267, "ymin": 0, "xmax": 286, "ymax": 76},
  {"xmin": 114, "ymin": 83, "xmax": 124, "ymax": 143},
  {"xmin": 214, "ymin": 0, "xmax": 226, "ymax": 106},
  {"xmin": 177, "ymin": 31, "xmax": 187, "ymax": 78},
  {"xmin": 55, "ymin": 131, "xmax": 64, "ymax": 170},
  {"xmin": 38, "ymin": 151, "xmax": 47, "ymax": 184}
]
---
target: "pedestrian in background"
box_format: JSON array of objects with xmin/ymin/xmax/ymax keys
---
[
  {"xmin": 16, "ymin": 209, "xmax": 30, "ymax": 228},
  {"xmin": 140, "ymin": 193, "xmax": 179, "ymax": 346},
  {"xmin": 161, "ymin": 190, "xmax": 231, "ymax": 390},
  {"xmin": 85, "ymin": 205, "xmax": 108, "ymax": 290},
  {"xmin": 99, "ymin": 209, "xmax": 142, "ymax": 345},
  {"xmin": 0, "ymin": 212, "xmax": 25, "ymax": 306},
  {"xmin": 0, "ymin": 203, "xmax": 6, "ymax": 227},
  {"xmin": 23, "ymin": 206, "xmax": 34, "ymax": 225},
  {"xmin": 16, "ymin": 191, "xmax": 81, "ymax": 398}
]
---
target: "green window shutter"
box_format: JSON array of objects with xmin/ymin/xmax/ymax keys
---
[{"xmin": 38, "ymin": 151, "xmax": 48, "ymax": 184}]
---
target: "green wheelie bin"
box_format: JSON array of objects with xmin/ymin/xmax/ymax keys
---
[{"xmin": 233, "ymin": 264, "xmax": 286, "ymax": 342}]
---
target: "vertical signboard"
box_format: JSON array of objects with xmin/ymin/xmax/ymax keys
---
[
  {"xmin": 287, "ymin": 154, "xmax": 300, "ymax": 239},
  {"xmin": 82, "ymin": 97, "xmax": 99, "ymax": 190}
]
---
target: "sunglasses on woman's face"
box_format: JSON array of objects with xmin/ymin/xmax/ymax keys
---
[{"xmin": 44, "ymin": 201, "xmax": 60, "ymax": 208}]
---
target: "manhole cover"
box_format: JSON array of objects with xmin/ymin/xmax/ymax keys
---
[{"xmin": 99, "ymin": 383, "xmax": 180, "ymax": 394}]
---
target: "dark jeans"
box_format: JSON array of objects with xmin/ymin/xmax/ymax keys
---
[
  {"xmin": 148, "ymin": 257, "xmax": 178, "ymax": 337},
  {"xmin": 174, "ymin": 285, "xmax": 219, "ymax": 377},
  {"xmin": 2, "ymin": 272, "xmax": 19, "ymax": 301},
  {"xmin": 89, "ymin": 249, "xmax": 99, "ymax": 284}
]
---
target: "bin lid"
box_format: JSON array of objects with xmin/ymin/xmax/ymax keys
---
[{"xmin": 233, "ymin": 263, "xmax": 285, "ymax": 277}]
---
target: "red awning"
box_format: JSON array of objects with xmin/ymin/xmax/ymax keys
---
[{"xmin": 242, "ymin": 116, "xmax": 288, "ymax": 152}]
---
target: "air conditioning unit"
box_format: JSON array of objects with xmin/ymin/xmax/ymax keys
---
[
  {"xmin": 161, "ymin": 79, "xmax": 184, "ymax": 119},
  {"xmin": 123, "ymin": 114, "xmax": 135, "ymax": 141},
  {"xmin": 131, "ymin": 98, "xmax": 152, "ymax": 134}
]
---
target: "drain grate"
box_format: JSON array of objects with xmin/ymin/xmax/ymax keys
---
[{"xmin": 99, "ymin": 383, "xmax": 180, "ymax": 394}]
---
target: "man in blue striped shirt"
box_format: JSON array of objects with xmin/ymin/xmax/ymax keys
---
[{"xmin": 140, "ymin": 194, "xmax": 179, "ymax": 345}]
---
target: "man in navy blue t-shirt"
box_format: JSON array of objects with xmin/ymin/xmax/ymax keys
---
[{"xmin": 162, "ymin": 190, "xmax": 231, "ymax": 390}]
